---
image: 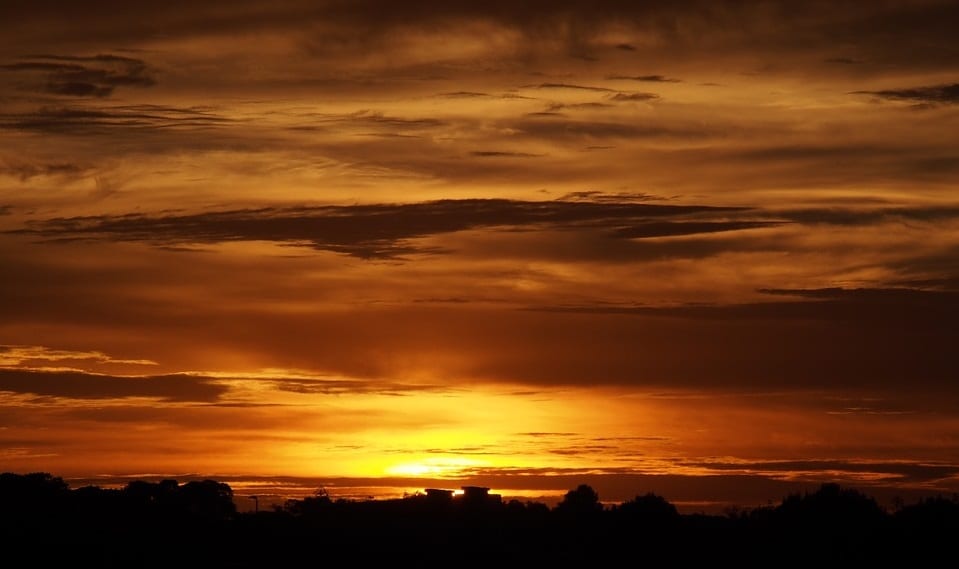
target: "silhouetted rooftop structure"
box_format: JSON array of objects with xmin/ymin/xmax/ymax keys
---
[
  {"xmin": 460, "ymin": 486, "xmax": 501, "ymax": 505},
  {"xmin": 425, "ymin": 488, "xmax": 454, "ymax": 502}
]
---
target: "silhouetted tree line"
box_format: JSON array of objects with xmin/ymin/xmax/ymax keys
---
[{"xmin": 1, "ymin": 473, "xmax": 957, "ymax": 567}]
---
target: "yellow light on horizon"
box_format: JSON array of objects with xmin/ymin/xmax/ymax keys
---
[{"xmin": 385, "ymin": 456, "xmax": 485, "ymax": 478}]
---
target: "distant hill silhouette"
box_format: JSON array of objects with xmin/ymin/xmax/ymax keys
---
[{"xmin": 1, "ymin": 472, "xmax": 956, "ymax": 566}]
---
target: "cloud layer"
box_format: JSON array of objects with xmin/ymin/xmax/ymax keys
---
[{"xmin": 1, "ymin": 0, "xmax": 959, "ymax": 501}]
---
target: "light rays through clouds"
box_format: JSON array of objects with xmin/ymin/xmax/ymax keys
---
[{"xmin": 1, "ymin": 0, "xmax": 959, "ymax": 508}]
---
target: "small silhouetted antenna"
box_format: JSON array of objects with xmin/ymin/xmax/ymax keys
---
[{"xmin": 249, "ymin": 495, "xmax": 259, "ymax": 513}]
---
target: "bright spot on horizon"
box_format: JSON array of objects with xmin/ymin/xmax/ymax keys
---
[{"xmin": 385, "ymin": 457, "xmax": 485, "ymax": 477}]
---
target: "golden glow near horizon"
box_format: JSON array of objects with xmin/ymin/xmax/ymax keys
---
[{"xmin": 2, "ymin": 1, "xmax": 959, "ymax": 505}]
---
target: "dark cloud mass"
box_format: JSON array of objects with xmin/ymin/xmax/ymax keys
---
[
  {"xmin": 530, "ymin": 83, "xmax": 616, "ymax": 92},
  {"xmin": 0, "ymin": 368, "xmax": 226, "ymax": 402},
  {"xmin": 1, "ymin": 54, "xmax": 155, "ymax": 98},
  {"xmin": 0, "ymin": 160, "xmax": 88, "ymax": 181},
  {"xmin": 0, "ymin": 104, "xmax": 231, "ymax": 134},
  {"xmin": 607, "ymin": 92, "xmax": 659, "ymax": 102},
  {"xmin": 856, "ymin": 83, "xmax": 959, "ymax": 105},
  {"xmin": 607, "ymin": 75, "xmax": 680, "ymax": 83},
  {"xmin": 15, "ymin": 199, "xmax": 746, "ymax": 259},
  {"xmin": 469, "ymin": 151, "xmax": 543, "ymax": 158},
  {"xmin": 678, "ymin": 459, "xmax": 959, "ymax": 485}
]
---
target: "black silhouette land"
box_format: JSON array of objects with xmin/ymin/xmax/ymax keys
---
[{"xmin": 1, "ymin": 472, "xmax": 956, "ymax": 566}]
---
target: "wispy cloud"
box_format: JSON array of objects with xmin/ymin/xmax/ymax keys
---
[
  {"xmin": 607, "ymin": 75, "xmax": 680, "ymax": 83},
  {"xmin": 0, "ymin": 344, "xmax": 157, "ymax": 367},
  {"xmin": 1, "ymin": 53, "xmax": 155, "ymax": 98},
  {"xmin": 528, "ymin": 83, "xmax": 616, "ymax": 92},
  {"xmin": 0, "ymin": 368, "xmax": 226, "ymax": 402},
  {"xmin": 0, "ymin": 104, "xmax": 232, "ymax": 135},
  {"xmin": 15, "ymin": 199, "xmax": 748, "ymax": 259},
  {"xmin": 607, "ymin": 92, "xmax": 659, "ymax": 102},
  {"xmin": 854, "ymin": 83, "xmax": 959, "ymax": 105}
]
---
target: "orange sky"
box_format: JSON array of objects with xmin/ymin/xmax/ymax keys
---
[{"xmin": 2, "ymin": 0, "xmax": 959, "ymax": 508}]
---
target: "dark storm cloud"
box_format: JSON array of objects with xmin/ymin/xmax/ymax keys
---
[
  {"xmin": 0, "ymin": 104, "xmax": 232, "ymax": 135},
  {"xmin": 1, "ymin": 53, "xmax": 155, "ymax": 98},
  {"xmin": 0, "ymin": 368, "xmax": 226, "ymax": 402},
  {"xmin": 855, "ymin": 83, "xmax": 959, "ymax": 105},
  {"xmin": 15, "ymin": 199, "xmax": 747, "ymax": 259}
]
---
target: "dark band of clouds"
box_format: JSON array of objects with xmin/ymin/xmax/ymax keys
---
[
  {"xmin": 13, "ymin": 199, "xmax": 747, "ymax": 259},
  {"xmin": 1, "ymin": 53, "xmax": 155, "ymax": 98},
  {"xmin": 470, "ymin": 151, "xmax": 543, "ymax": 158},
  {"xmin": 529, "ymin": 83, "xmax": 616, "ymax": 92},
  {"xmin": 854, "ymin": 83, "xmax": 959, "ymax": 105},
  {"xmin": 0, "ymin": 104, "xmax": 232, "ymax": 135},
  {"xmin": 608, "ymin": 92, "xmax": 659, "ymax": 102},
  {"xmin": 607, "ymin": 74, "xmax": 681, "ymax": 83},
  {"xmin": 679, "ymin": 459, "xmax": 959, "ymax": 485},
  {"xmin": 535, "ymin": 287, "xmax": 959, "ymax": 325},
  {"xmin": 0, "ymin": 368, "xmax": 226, "ymax": 402},
  {"xmin": 0, "ymin": 161, "xmax": 87, "ymax": 181}
]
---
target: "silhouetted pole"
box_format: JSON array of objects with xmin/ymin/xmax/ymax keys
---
[{"xmin": 250, "ymin": 495, "xmax": 259, "ymax": 513}]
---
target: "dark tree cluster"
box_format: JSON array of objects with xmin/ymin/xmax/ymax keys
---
[{"xmin": 1, "ymin": 474, "xmax": 957, "ymax": 567}]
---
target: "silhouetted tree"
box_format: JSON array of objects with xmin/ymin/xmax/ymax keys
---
[
  {"xmin": 555, "ymin": 484, "xmax": 603, "ymax": 518},
  {"xmin": 5, "ymin": 471, "xmax": 959, "ymax": 565},
  {"xmin": 178, "ymin": 479, "xmax": 236, "ymax": 519},
  {"xmin": 616, "ymin": 492, "xmax": 679, "ymax": 525}
]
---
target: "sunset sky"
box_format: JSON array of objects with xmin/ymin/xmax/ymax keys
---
[{"xmin": 2, "ymin": 0, "xmax": 959, "ymax": 510}]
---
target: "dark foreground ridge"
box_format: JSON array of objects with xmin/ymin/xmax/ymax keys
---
[{"xmin": 1, "ymin": 472, "xmax": 957, "ymax": 566}]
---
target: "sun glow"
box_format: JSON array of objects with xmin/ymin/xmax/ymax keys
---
[{"xmin": 385, "ymin": 457, "xmax": 485, "ymax": 477}]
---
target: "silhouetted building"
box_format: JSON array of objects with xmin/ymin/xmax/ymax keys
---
[
  {"xmin": 425, "ymin": 488, "xmax": 454, "ymax": 502},
  {"xmin": 460, "ymin": 486, "xmax": 502, "ymax": 505}
]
